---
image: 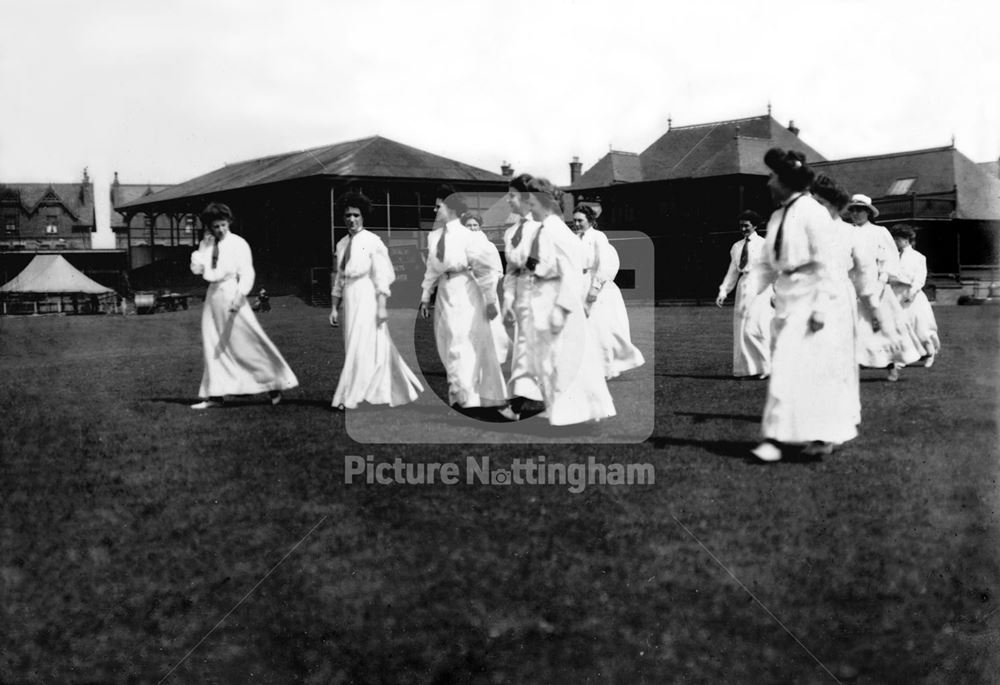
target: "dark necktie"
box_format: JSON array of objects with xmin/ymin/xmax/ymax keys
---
[
  {"xmin": 525, "ymin": 221, "xmax": 543, "ymax": 272},
  {"xmin": 211, "ymin": 239, "xmax": 219, "ymax": 269},
  {"xmin": 510, "ymin": 217, "xmax": 526, "ymax": 248},
  {"xmin": 773, "ymin": 196, "xmax": 802, "ymax": 263},
  {"xmin": 339, "ymin": 233, "xmax": 353, "ymax": 271},
  {"xmin": 436, "ymin": 225, "xmax": 446, "ymax": 262},
  {"xmin": 738, "ymin": 238, "xmax": 749, "ymax": 270}
]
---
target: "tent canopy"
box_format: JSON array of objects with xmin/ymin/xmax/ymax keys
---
[{"xmin": 0, "ymin": 255, "xmax": 114, "ymax": 294}]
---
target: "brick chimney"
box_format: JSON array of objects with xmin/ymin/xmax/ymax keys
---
[
  {"xmin": 787, "ymin": 120, "xmax": 800, "ymax": 137},
  {"xmin": 500, "ymin": 161, "xmax": 513, "ymax": 177},
  {"xmin": 79, "ymin": 166, "xmax": 91, "ymax": 203},
  {"xmin": 110, "ymin": 171, "xmax": 120, "ymax": 204},
  {"xmin": 569, "ymin": 156, "xmax": 582, "ymax": 184}
]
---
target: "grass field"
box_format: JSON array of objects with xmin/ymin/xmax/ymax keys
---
[{"xmin": 1, "ymin": 299, "xmax": 998, "ymax": 684}]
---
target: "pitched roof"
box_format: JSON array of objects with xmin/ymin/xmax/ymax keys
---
[
  {"xmin": 978, "ymin": 161, "xmax": 999, "ymax": 179},
  {"xmin": 569, "ymin": 114, "xmax": 825, "ymax": 190},
  {"xmin": 110, "ymin": 184, "xmax": 172, "ymax": 225},
  {"xmin": 813, "ymin": 146, "xmax": 1000, "ymax": 220},
  {"xmin": 116, "ymin": 136, "xmax": 507, "ymax": 210},
  {"xmin": 0, "ymin": 182, "xmax": 95, "ymax": 224},
  {"xmin": 0, "ymin": 254, "xmax": 114, "ymax": 294},
  {"xmin": 571, "ymin": 150, "xmax": 643, "ymax": 189}
]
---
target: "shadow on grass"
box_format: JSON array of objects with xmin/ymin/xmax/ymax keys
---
[
  {"xmin": 149, "ymin": 396, "xmax": 332, "ymax": 409},
  {"xmin": 655, "ymin": 373, "xmax": 738, "ymax": 380},
  {"xmin": 646, "ymin": 435, "xmax": 758, "ymax": 461},
  {"xmin": 674, "ymin": 411, "xmax": 760, "ymax": 423}
]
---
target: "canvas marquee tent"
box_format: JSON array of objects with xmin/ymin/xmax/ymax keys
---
[{"xmin": 0, "ymin": 254, "xmax": 116, "ymax": 314}]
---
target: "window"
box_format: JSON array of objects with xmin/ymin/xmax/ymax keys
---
[
  {"xmin": 45, "ymin": 214, "xmax": 58, "ymax": 234},
  {"xmin": 185, "ymin": 217, "xmax": 195, "ymax": 233},
  {"xmin": 4, "ymin": 213, "xmax": 16, "ymax": 233},
  {"xmin": 887, "ymin": 178, "xmax": 916, "ymax": 195}
]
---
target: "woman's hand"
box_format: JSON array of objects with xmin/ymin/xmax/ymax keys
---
[
  {"xmin": 329, "ymin": 308, "xmax": 339, "ymax": 327},
  {"xmin": 807, "ymin": 310, "xmax": 825, "ymax": 333},
  {"xmin": 549, "ymin": 305, "xmax": 568, "ymax": 334},
  {"xmin": 485, "ymin": 302, "xmax": 498, "ymax": 321},
  {"xmin": 377, "ymin": 305, "xmax": 389, "ymax": 325},
  {"xmin": 419, "ymin": 302, "xmax": 431, "ymax": 320},
  {"xmin": 503, "ymin": 307, "xmax": 515, "ymax": 326},
  {"xmin": 715, "ymin": 294, "xmax": 725, "ymax": 308},
  {"xmin": 229, "ymin": 294, "xmax": 245, "ymax": 313}
]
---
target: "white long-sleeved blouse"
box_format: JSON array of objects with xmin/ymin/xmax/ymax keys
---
[
  {"xmin": 718, "ymin": 231, "xmax": 768, "ymax": 297},
  {"xmin": 892, "ymin": 245, "xmax": 928, "ymax": 301},
  {"xmin": 579, "ymin": 227, "xmax": 620, "ymax": 298},
  {"xmin": 331, "ymin": 229, "xmax": 395, "ymax": 299},
  {"xmin": 420, "ymin": 219, "xmax": 499, "ymax": 305},
  {"xmin": 190, "ymin": 232, "xmax": 256, "ymax": 296},
  {"xmin": 761, "ymin": 192, "xmax": 839, "ymax": 312}
]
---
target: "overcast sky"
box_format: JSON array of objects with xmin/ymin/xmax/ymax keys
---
[{"xmin": 3, "ymin": 0, "xmax": 999, "ymax": 189}]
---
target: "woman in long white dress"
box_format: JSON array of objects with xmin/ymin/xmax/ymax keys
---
[
  {"xmin": 461, "ymin": 211, "xmax": 511, "ymax": 365},
  {"xmin": 506, "ymin": 176, "xmax": 615, "ymax": 426},
  {"xmin": 889, "ymin": 224, "xmax": 940, "ymax": 368},
  {"xmin": 846, "ymin": 194, "xmax": 924, "ymax": 381},
  {"xmin": 189, "ymin": 203, "xmax": 298, "ymax": 409},
  {"xmin": 502, "ymin": 174, "xmax": 546, "ymax": 416},
  {"xmin": 811, "ymin": 174, "xmax": 881, "ymax": 430},
  {"xmin": 329, "ymin": 191, "xmax": 423, "ymax": 409},
  {"xmin": 752, "ymin": 150, "xmax": 860, "ymax": 462},
  {"xmin": 571, "ymin": 204, "xmax": 645, "ymax": 379},
  {"xmin": 714, "ymin": 210, "xmax": 774, "ymax": 379},
  {"xmin": 418, "ymin": 187, "xmax": 507, "ymax": 410}
]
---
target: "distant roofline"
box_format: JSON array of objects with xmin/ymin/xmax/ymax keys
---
[
  {"xmin": 221, "ymin": 134, "xmax": 379, "ymax": 167},
  {"xmin": 814, "ymin": 145, "xmax": 955, "ymax": 166},
  {"xmin": 608, "ymin": 150, "xmax": 639, "ymax": 157},
  {"xmin": 667, "ymin": 113, "xmax": 770, "ymax": 131}
]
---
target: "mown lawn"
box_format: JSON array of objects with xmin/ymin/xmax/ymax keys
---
[{"xmin": 1, "ymin": 300, "xmax": 997, "ymax": 684}]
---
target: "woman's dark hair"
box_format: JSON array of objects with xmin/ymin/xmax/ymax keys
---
[
  {"xmin": 436, "ymin": 184, "xmax": 468, "ymax": 215},
  {"xmin": 525, "ymin": 177, "xmax": 563, "ymax": 211},
  {"xmin": 201, "ymin": 202, "xmax": 234, "ymax": 225},
  {"xmin": 573, "ymin": 204, "xmax": 598, "ymax": 224},
  {"xmin": 737, "ymin": 209, "xmax": 761, "ymax": 225},
  {"xmin": 460, "ymin": 211, "xmax": 483, "ymax": 227},
  {"xmin": 339, "ymin": 190, "xmax": 372, "ymax": 221},
  {"xmin": 508, "ymin": 173, "xmax": 534, "ymax": 193},
  {"xmin": 891, "ymin": 224, "xmax": 917, "ymax": 242},
  {"xmin": 810, "ymin": 174, "xmax": 851, "ymax": 210},
  {"xmin": 764, "ymin": 148, "xmax": 815, "ymax": 192}
]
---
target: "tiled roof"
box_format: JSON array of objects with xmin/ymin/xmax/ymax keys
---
[
  {"xmin": 0, "ymin": 182, "xmax": 94, "ymax": 223},
  {"xmin": 569, "ymin": 151, "xmax": 643, "ymax": 190},
  {"xmin": 116, "ymin": 136, "xmax": 508, "ymax": 210},
  {"xmin": 814, "ymin": 146, "xmax": 1000, "ymax": 220},
  {"xmin": 569, "ymin": 114, "xmax": 825, "ymax": 190}
]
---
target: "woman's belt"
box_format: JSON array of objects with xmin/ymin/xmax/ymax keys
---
[
  {"xmin": 510, "ymin": 267, "xmax": 560, "ymax": 281},
  {"xmin": 440, "ymin": 266, "xmax": 471, "ymax": 280}
]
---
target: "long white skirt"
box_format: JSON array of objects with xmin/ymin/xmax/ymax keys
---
[
  {"xmin": 518, "ymin": 277, "xmax": 616, "ymax": 426},
  {"xmin": 198, "ymin": 279, "xmax": 298, "ymax": 398},
  {"xmin": 332, "ymin": 277, "xmax": 423, "ymax": 409},
  {"xmin": 586, "ymin": 281, "xmax": 645, "ymax": 379},
  {"xmin": 433, "ymin": 272, "xmax": 508, "ymax": 407},
  {"xmin": 891, "ymin": 284, "xmax": 941, "ymax": 359},
  {"xmin": 731, "ymin": 279, "xmax": 774, "ymax": 377},
  {"xmin": 507, "ymin": 273, "xmax": 544, "ymax": 402},
  {"xmin": 762, "ymin": 273, "xmax": 859, "ymax": 445},
  {"xmin": 857, "ymin": 283, "xmax": 924, "ymax": 368}
]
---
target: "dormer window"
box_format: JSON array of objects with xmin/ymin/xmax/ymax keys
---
[
  {"xmin": 4, "ymin": 213, "xmax": 16, "ymax": 233},
  {"xmin": 45, "ymin": 214, "xmax": 58, "ymax": 234},
  {"xmin": 887, "ymin": 178, "xmax": 916, "ymax": 195}
]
